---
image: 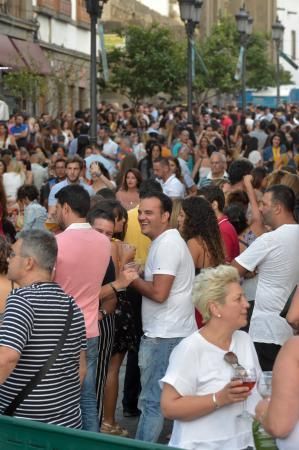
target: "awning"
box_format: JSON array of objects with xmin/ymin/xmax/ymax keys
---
[
  {"xmin": 11, "ymin": 38, "xmax": 51, "ymax": 75},
  {"xmin": 0, "ymin": 34, "xmax": 26, "ymax": 69}
]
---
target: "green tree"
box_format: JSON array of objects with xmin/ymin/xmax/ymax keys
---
[
  {"xmin": 3, "ymin": 69, "xmax": 47, "ymax": 110},
  {"xmin": 194, "ymin": 16, "xmax": 239, "ymax": 100},
  {"xmin": 193, "ymin": 16, "xmax": 292, "ymax": 100},
  {"xmin": 108, "ymin": 24, "xmax": 185, "ymax": 104},
  {"xmin": 246, "ymin": 32, "xmax": 292, "ymax": 89}
]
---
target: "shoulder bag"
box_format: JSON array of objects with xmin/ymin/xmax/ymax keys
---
[{"xmin": 3, "ymin": 299, "xmax": 73, "ymax": 416}]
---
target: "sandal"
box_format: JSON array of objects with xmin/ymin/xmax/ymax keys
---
[{"xmin": 100, "ymin": 421, "xmax": 129, "ymax": 437}]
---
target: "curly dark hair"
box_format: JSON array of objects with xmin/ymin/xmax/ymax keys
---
[
  {"xmin": 0, "ymin": 236, "xmax": 11, "ymax": 274},
  {"xmin": 182, "ymin": 196, "xmax": 225, "ymax": 266}
]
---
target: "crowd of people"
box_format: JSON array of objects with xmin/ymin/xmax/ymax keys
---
[{"xmin": 0, "ymin": 100, "xmax": 299, "ymax": 449}]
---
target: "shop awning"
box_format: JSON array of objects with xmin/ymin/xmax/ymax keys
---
[
  {"xmin": 0, "ymin": 34, "xmax": 26, "ymax": 69},
  {"xmin": 11, "ymin": 38, "xmax": 51, "ymax": 75}
]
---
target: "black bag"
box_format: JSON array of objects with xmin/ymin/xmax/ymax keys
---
[
  {"xmin": 3, "ymin": 299, "xmax": 73, "ymax": 416},
  {"xmin": 280, "ymin": 286, "xmax": 297, "ymax": 319}
]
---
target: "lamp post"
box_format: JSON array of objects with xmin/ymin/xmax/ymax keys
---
[
  {"xmin": 86, "ymin": 0, "xmax": 108, "ymax": 145},
  {"xmin": 272, "ymin": 17, "xmax": 285, "ymax": 108},
  {"xmin": 235, "ymin": 5, "xmax": 253, "ymax": 114},
  {"xmin": 179, "ymin": 0, "xmax": 203, "ymax": 124}
]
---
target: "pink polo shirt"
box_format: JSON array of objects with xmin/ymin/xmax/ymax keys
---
[{"xmin": 54, "ymin": 223, "xmax": 110, "ymax": 338}]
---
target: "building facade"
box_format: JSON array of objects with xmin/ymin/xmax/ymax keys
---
[
  {"xmin": 277, "ymin": 0, "xmax": 299, "ymax": 85},
  {"xmin": 0, "ymin": 0, "xmax": 178, "ymax": 116}
]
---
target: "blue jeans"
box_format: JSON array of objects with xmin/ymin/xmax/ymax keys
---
[
  {"xmin": 135, "ymin": 336, "xmax": 182, "ymax": 442},
  {"xmin": 81, "ymin": 336, "xmax": 99, "ymax": 432}
]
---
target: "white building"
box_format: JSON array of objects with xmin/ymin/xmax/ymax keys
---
[{"xmin": 277, "ymin": 0, "xmax": 299, "ymax": 84}]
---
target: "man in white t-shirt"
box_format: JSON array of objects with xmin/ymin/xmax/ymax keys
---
[
  {"xmin": 177, "ymin": 145, "xmax": 197, "ymax": 195},
  {"xmin": 132, "ymin": 191, "xmax": 196, "ymax": 442},
  {"xmin": 233, "ymin": 185, "xmax": 299, "ymax": 370},
  {"xmin": 153, "ymin": 157, "xmax": 185, "ymax": 198},
  {"xmin": 98, "ymin": 127, "xmax": 118, "ymax": 162}
]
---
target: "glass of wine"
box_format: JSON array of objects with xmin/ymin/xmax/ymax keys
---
[
  {"xmin": 257, "ymin": 371, "xmax": 272, "ymax": 399},
  {"xmin": 232, "ymin": 367, "xmax": 257, "ymax": 420},
  {"xmin": 257, "ymin": 371, "xmax": 272, "ymax": 433}
]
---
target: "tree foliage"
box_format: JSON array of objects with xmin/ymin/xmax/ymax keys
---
[
  {"xmin": 105, "ymin": 19, "xmax": 292, "ymax": 104},
  {"xmin": 3, "ymin": 70, "xmax": 47, "ymax": 108},
  {"xmin": 108, "ymin": 24, "xmax": 185, "ymax": 104},
  {"xmin": 194, "ymin": 16, "xmax": 292, "ymax": 99}
]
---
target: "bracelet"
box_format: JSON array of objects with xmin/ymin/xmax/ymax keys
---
[
  {"xmin": 110, "ymin": 282, "xmax": 118, "ymax": 295},
  {"xmin": 212, "ymin": 393, "xmax": 220, "ymax": 409}
]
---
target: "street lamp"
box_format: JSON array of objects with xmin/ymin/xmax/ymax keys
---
[
  {"xmin": 86, "ymin": 0, "xmax": 109, "ymax": 145},
  {"xmin": 179, "ymin": 0, "xmax": 203, "ymax": 123},
  {"xmin": 235, "ymin": 5, "xmax": 253, "ymax": 114},
  {"xmin": 272, "ymin": 17, "xmax": 285, "ymax": 108}
]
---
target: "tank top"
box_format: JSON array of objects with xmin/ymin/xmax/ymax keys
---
[{"xmin": 277, "ymin": 422, "xmax": 299, "ymax": 450}]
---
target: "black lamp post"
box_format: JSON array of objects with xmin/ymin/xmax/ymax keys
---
[
  {"xmin": 179, "ymin": 0, "xmax": 203, "ymax": 124},
  {"xmin": 235, "ymin": 5, "xmax": 253, "ymax": 114},
  {"xmin": 86, "ymin": 0, "xmax": 108, "ymax": 145},
  {"xmin": 272, "ymin": 17, "xmax": 285, "ymax": 108}
]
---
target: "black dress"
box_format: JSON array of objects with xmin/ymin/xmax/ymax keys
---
[{"xmin": 112, "ymin": 286, "xmax": 138, "ymax": 355}]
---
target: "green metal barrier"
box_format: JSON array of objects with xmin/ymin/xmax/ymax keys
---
[{"xmin": 0, "ymin": 416, "xmax": 180, "ymax": 450}]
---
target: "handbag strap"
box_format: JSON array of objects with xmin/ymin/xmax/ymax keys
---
[{"xmin": 3, "ymin": 299, "xmax": 74, "ymax": 416}]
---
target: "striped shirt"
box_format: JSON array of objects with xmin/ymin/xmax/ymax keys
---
[{"xmin": 0, "ymin": 282, "xmax": 86, "ymax": 428}]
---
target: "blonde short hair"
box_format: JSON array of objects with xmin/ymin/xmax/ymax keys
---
[{"xmin": 192, "ymin": 265, "xmax": 240, "ymax": 323}]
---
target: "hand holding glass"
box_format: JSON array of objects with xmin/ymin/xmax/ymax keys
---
[{"xmin": 232, "ymin": 367, "xmax": 257, "ymax": 419}]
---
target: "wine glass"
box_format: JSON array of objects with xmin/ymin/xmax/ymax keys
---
[
  {"xmin": 232, "ymin": 367, "xmax": 257, "ymax": 420},
  {"xmin": 257, "ymin": 371, "xmax": 272, "ymax": 399},
  {"xmin": 257, "ymin": 371, "xmax": 272, "ymax": 433}
]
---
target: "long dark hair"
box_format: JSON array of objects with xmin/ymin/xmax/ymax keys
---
[
  {"xmin": 122, "ymin": 168, "xmax": 142, "ymax": 191},
  {"xmin": 182, "ymin": 196, "xmax": 225, "ymax": 266}
]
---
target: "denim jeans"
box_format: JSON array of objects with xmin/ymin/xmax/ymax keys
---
[
  {"xmin": 135, "ymin": 336, "xmax": 182, "ymax": 442},
  {"xmin": 80, "ymin": 336, "xmax": 99, "ymax": 432}
]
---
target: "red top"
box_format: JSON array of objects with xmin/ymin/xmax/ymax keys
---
[{"xmin": 218, "ymin": 215, "xmax": 240, "ymax": 263}]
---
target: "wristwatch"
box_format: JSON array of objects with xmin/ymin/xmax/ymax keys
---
[{"xmin": 99, "ymin": 308, "xmax": 108, "ymax": 317}]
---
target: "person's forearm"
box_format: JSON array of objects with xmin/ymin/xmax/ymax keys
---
[
  {"xmin": 101, "ymin": 175, "xmax": 115, "ymax": 190},
  {"xmin": 246, "ymin": 182, "xmax": 262, "ymax": 225},
  {"xmin": 0, "ymin": 349, "xmax": 19, "ymax": 384},
  {"xmin": 162, "ymin": 393, "xmax": 218, "ymax": 421},
  {"xmin": 262, "ymin": 405, "xmax": 295, "ymax": 438},
  {"xmin": 131, "ymin": 277, "xmax": 166, "ymax": 303}
]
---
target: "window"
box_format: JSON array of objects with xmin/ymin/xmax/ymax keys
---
[{"xmin": 76, "ymin": 0, "xmax": 90, "ymax": 24}]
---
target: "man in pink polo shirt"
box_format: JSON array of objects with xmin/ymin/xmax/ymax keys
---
[{"xmin": 54, "ymin": 184, "xmax": 110, "ymax": 432}]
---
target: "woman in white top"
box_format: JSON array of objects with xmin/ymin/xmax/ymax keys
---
[
  {"xmin": 0, "ymin": 123, "xmax": 15, "ymax": 150},
  {"xmin": 255, "ymin": 335, "xmax": 299, "ymax": 450},
  {"xmin": 3, "ymin": 158, "xmax": 25, "ymax": 203},
  {"xmin": 161, "ymin": 265, "xmax": 261, "ymax": 450}
]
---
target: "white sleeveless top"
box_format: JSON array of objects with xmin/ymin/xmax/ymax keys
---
[{"xmin": 277, "ymin": 423, "xmax": 299, "ymax": 450}]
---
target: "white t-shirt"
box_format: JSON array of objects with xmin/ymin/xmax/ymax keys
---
[
  {"xmin": 142, "ymin": 229, "xmax": 196, "ymax": 338},
  {"xmin": 162, "ymin": 174, "xmax": 185, "ymax": 198},
  {"xmin": 3, "ymin": 172, "xmax": 24, "ymax": 201},
  {"xmin": 235, "ymin": 224, "xmax": 299, "ymax": 345},
  {"xmin": 160, "ymin": 330, "xmax": 261, "ymax": 450},
  {"xmin": 102, "ymin": 138, "xmax": 118, "ymax": 159}
]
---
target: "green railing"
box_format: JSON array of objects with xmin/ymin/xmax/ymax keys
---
[{"xmin": 0, "ymin": 416, "xmax": 180, "ymax": 450}]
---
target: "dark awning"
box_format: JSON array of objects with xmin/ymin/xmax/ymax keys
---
[
  {"xmin": 0, "ymin": 34, "xmax": 26, "ymax": 69},
  {"xmin": 11, "ymin": 38, "xmax": 51, "ymax": 75}
]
